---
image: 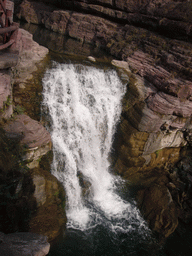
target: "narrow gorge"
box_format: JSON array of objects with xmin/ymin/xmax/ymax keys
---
[{"xmin": 1, "ymin": 0, "xmax": 192, "ymax": 255}]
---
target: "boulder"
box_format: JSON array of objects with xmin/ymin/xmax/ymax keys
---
[
  {"xmin": 10, "ymin": 28, "xmax": 49, "ymax": 84},
  {"xmin": 0, "ymin": 232, "xmax": 50, "ymax": 256},
  {"xmin": 4, "ymin": 114, "xmax": 52, "ymax": 168},
  {"xmin": 137, "ymin": 185, "xmax": 178, "ymax": 238}
]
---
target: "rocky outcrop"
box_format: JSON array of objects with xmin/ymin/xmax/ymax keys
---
[
  {"xmin": 14, "ymin": 0, "xmax": 192, "ymax": 240},
  {"xmin": 16, "ymin": 0, "xmax": 192, "ymax": 38},
  {"xmin": 0, "ymin": 10, "xmax": 66, "ymax": 244},
  {"xmin": 0, "ymin": 232, "xmax": 50, "ymax": 256},
  {"xmin": 0, "ymin": 50, "xmax": 18, "ymax": 69},
  {"xmin": 29, "ymin": 168, "xmax": 66, "ymax": 241},
  {"xmin": 0, "ymin": 126, "xmax": 66, "ymax": 242},
  {"xmin": 4, "ymin": 114, "xmax": 52, "ymax": 168},
  {"xmin": 10, "ymin": 28, "xmax": 49, "ymax": 84},
  {"xmin": 137, "ymin": 184, "xmax": 178, "ymax": 238}
]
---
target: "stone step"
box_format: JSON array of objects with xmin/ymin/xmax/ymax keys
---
[{"xmin": 0, "ymin": 49, "xmax": 18, "ymax": 69}]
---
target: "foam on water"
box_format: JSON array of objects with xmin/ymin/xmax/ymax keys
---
[{"xmin": 42, "ymin": 62, "xmax": 149, "ymax": 234}]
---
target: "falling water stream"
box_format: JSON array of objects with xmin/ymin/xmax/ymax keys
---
[{"xmin": 42, "ymin": 61, "xmax": 162, "ymax": 256}]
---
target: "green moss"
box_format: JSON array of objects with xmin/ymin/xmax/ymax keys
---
[
  {"xmin": 155, "ymin": 149, "xmax": 162, "ymax": 158},
  {"xmin": 0, "ymin": 96, "xmax": 12, "ymax": 114},
  {"xmin": 13, "ymin": 105, "xmax": 25, "ymax": 115}
]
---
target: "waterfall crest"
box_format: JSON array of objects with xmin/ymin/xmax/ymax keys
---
[{"xmin": 42, "ymin": 62, "xmax": 148, "ymax": 234}]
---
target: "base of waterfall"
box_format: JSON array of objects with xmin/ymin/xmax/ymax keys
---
[{"xmin": 41, "ymin": 60, "xmax": 158, "ymax": 255}]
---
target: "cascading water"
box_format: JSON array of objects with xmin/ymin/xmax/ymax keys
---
[{"xmin": 42, "ymin": 61, "xmax": 157, "ymax": 256}]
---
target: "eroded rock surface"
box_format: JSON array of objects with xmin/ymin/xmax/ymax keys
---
[
  {"xmin": 0, "ymin": 232, "xmax": 50, "ymax": 256},
  {"xmin": 29, "ymin": 168, "xmax": 67, "ymax": 241},
  {"xmin": 137, "ymin": 185, "xmax": 178, "ymax": 238},
  {"xmin": 10, "ymin": 28, "xmax": 49, "ymax": 84},
  {"xmin": 4, "ymin": 114, "xmax": 52, "ymax": 168},
  {"xmin": 16, "ymin": 0, "xmax": 192, "ymax": 38},
  {"xmin": 14, "ymin": 0, "xmax": 192, "ymax": 240}
]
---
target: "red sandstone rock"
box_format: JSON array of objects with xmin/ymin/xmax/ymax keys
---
[
  {"xmin": 4, "ymin": 114, "xmax": 51, "ymax": 148},
  {"xmin": 14, "ymin": 0, "xmax": 192, "ymax": 239},
  {"xmin": 4, "ymin": 114, "xmax": 52, "ymax": 167},
  {"xmin": 10, "ymin": 28, "xmax": 49, "ymax": 84}
]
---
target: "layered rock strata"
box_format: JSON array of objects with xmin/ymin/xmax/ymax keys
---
[
  {"xmin": 15, "ymin": 0, "xmax": 192, "ymax": 239},
  {"xmin": 4, "ymin": 114, "xmax": 52, "ymax": 168},
  {"xmin": 16, "ymin": 0, "xmax": 192, "ymax": 38},
  {"xmin": 0, "ymin": 232, "xmax": 50, "ymax": 256},
  {"xmin": 0, "ymin": 16, "xmax": 66, "ymax": 246}
]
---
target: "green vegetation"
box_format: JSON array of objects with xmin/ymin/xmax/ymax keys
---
[
  {"xmin": 155, "ymin": 149, "xmax": 162, "ymax": 158},
  {"xmin": 0, "ymin": 96, "xmax": 12, "ymax": 113},
  {"xmin": 13, "ymin": 105, "xmax": 25, "ymax": 115}
]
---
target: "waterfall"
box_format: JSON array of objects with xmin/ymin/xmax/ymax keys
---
[{"xmin": 42, "ymin": 62, "xmax": 148, "ymax": 234}]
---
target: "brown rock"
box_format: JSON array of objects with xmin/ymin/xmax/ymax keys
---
[
  {"xmin": 10, "ymin": 28, "xmax": 49, "ymax": 84},
  {"xmin": 29, "ymin": 168, "xmax": 66, "ymax": 242},
  {"xmin": 4, "ymin": 114, "xmax": 52, "ymax": 167},
  {"xmin": 137, "ymin": 185, "xmax": 178, "ymax": 238}
]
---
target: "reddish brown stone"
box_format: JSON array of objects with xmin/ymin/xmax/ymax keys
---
[{"xmin": 4, "ymin": 114, "xmax": 51, "ymax": 149}]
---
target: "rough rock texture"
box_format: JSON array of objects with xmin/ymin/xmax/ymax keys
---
[
  {"xmin": 0, "ymin": 10, "xmax": 66, "ymax": 244},
  {"xmin": 0, "ymin": 126, "xmax": 66, "ymax": 241},
  {"xmin": 0, "ymin": 51, "xmax": 18, "ymax": 70},
  {"xmin": 29, "ymin": 168, "xmax": 67, "ymax": 241},
  {"xmin": 10, "ymin": 28, "xmax": 49, "ymax": 84},
  {"xmin": 137, "ymin": 185, "xmax": 178, "ymax": 238},
  {"xmin": 3, "ymin": 114, "xmax": 52, "ymax": 168},
  {"xmin": 0, "ymin": 232, "xmax": 50, "ymax": 256},
  {"xmin": 15, "ymin": 0, "xmax": 192, "ymax": 239},
  {"xmin": 17, "ymin": 0, "xmax": 192, "ymax": 38},
  {"xmin": 0, "ymin": 25, "xmax": 48, "ymax": 123},
  {"xmin": 0, "ymin": 70, "xmax": 13, "ymax": 119},
  {"xmin": 0, "ymin": 124, "xmax": 66, "ymax": 241}
]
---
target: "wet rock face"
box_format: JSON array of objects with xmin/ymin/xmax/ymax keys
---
[
  {"xmin": 136, "ymin": 150, "xmax": 192, "ymax": 240},
  {"xmin": 29, "ymin": 168, "xmax": 67, "ymax": 242},
  {"xmin": 137, "ymin": 185, "xmax": 178, "ymax": 238},
  {"xmin": 15, "ymin": 0, "xmax": 192, "ymax": 239},
  {"xmin": 0, "ymin": 232, "xmax": 50, "ymax": 256}
]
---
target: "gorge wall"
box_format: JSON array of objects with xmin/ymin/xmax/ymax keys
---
[
  {"xmin": 16, "ymin": 0, "xmax": 192, "ymax": 39},
  {"xmin": 0, "ymin": 23, "xmax": 66, "ymax": 249},
  {"xmin": 14, "ymin": 0, "xmax": 192, "ymax": 240}
]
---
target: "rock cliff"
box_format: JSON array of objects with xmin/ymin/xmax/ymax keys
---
[
  {"xmin": 14, "ymin": 0, "xmax": 192, "ymax": 240},
  {"xmin": 16, "ymin": 0, "xmax": 192, "ymax": 38},
  {"xmin": 0, "ymin": 20, "xmax": 66, "ymax": 252}
]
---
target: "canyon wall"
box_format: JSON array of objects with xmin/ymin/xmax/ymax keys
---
[
  {"xmin": 14, "ymin": 0, "xmax": 192, "ymax": 239},
  {"xmin": 17, "ymin": 0, "xmax": 192, "ymax": 38},
  {"xmin": 0, "ymin": 26, "xmax": 66, "ymax": 245}
]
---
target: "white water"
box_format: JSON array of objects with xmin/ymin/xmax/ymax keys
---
[{"xmin": 42, "ymin": 62, "xmax": 147, "ymax": 233}]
